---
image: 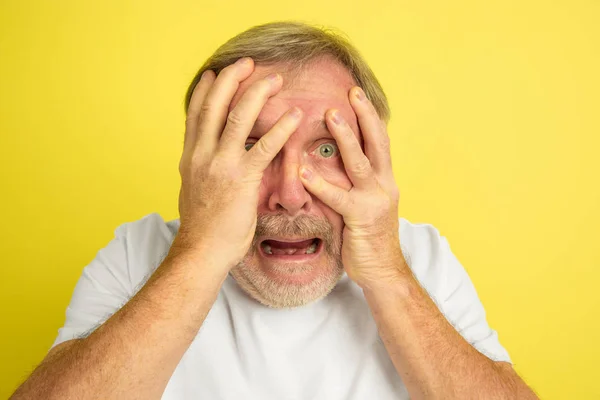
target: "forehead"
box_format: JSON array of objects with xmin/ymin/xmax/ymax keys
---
[{"xmin": 229, "ymin": 57, "xmax": 360, "ymax": 137}]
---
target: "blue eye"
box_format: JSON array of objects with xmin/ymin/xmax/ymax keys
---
[
  {"xmin": 245, "ymin": 143, "xmax": 255, "ymax": 151},
  {"xmin": 318, "ymin": 143, "xmax": 338, "ymax": 158}
]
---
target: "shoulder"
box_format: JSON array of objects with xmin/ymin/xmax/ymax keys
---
[
  {"xmin": 398, "ymin": 217, "xmax": 447, "ymax": 274},
  {"xmin": 112, "ymin": 212, "xmax": 180, "ymax": 287},
  {"xmin": 397, "ymin": 218, "xmax": 455, "ymax": 301},
  {"xmin": 114, "ymin": 212, "xmax": 179, "ymax": 242}
]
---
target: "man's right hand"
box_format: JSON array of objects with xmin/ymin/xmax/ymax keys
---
[
  {"xmin": 172, "ymin": 57, "xmax": 303, "ymax": 272},
  {"xmin": 9, "ymin": 56, "xmax": 305, "ymax": 400}
]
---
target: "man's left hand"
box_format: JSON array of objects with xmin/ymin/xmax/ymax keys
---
[{"xmin": 299, "ymin": 86, "xmax": 408, "ymax": 290}]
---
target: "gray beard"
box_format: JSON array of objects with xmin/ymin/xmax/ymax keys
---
[{"xmin": 229, "ymin": 213, "xmax": 344, "ymax": 308}]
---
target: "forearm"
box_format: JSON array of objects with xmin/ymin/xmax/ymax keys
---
[
  {"xmin": 11, "ymin": 247, "xmax": 228, "ymax": 400},
  {"xmin": 363, "ymin": 263, "xmax": 538, "ymax": 400}
]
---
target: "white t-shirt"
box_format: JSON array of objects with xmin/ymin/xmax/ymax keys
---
[{"xmin": 51, "ymin": 213, "xmax": 511, "ymax": 399}]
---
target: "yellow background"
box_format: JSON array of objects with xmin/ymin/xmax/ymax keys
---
[{"xmin": 1, "ymin": 0, "xmax": 598, "ymax": 398}]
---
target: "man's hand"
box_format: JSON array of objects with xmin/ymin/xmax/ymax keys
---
[
  {"xmin": 9, "ymin": 57, "xmax": 305, "ymax": 400},
  {"xmin": 298, "ymin": 86, "xmax": 405, "ymax": 290},
  {"xmin": 174, "ymin": 57, "xmax": 303, "ymax": 271},
  {"xmin": 298, "ymin": 88, "xmax": 539, "ymax": 399}
]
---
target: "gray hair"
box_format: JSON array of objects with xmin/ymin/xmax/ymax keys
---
[{"xmin": 183, "ymin": 21, "xmax": 390, "ymax": 123}]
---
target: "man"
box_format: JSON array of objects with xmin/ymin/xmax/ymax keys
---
[{"xmin": 11, "ymin": 21, "xmax": 538, "ymax": 399}]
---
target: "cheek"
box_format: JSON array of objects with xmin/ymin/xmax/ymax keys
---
[
  {"xmin": 312, "ymin": 157, "xmax": 352, "ymax": 191},
  {"xmin": 326, "ymin": 208, "xmax": 344, "ymax": 229},
  {"xmin": 257, "ymin": 175, "xmax": 271, "ymax": 202},
  {"xmin": 321, "ymin": 207, "xmax": 345, "ymax": 244}
]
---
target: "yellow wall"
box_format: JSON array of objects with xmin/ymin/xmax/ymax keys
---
[{"xmin": 1, "ymin": 0, "xmax": 598, "ymax": 398}]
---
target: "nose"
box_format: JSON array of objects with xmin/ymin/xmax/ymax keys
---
[{"xmin": 267, "ymin": 158, "xmax": 313, "ymax": 216}]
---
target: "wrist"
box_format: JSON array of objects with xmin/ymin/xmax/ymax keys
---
[
  {"xmin": 164, "ymin": 242, "xmax": 232, "ymax": 284},
  {"xmin": 357, "ymin": 249, "xmax": 412, "ymax": 293}
]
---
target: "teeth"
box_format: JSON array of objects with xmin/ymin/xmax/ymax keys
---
[
  {"xmin": 263, "ymin": 243, "xmax": 273, "ymax": 254},
  {"xmin": 305, "ymin": 241, "xmax": 318, "ymax": 254},
  {"xmin": 261, "ymin": 240, "xmax": 319, "ymax": 255}
]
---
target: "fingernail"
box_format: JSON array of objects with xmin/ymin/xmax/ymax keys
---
[
  {"xmin": 300, "ymin": 167, "xmax": 312, "ymax": 180},
  {"xmin": 354, "ymin": 87, "xmax": 366, "ymax": 101},
  {"xmin": 266, "ymin": 72, "xmax": 280, "ymax": 83},
  {"xmin": 236, "ymin": 57, "xmax": 252, "ymax": 65},
  {"xmin": 290, "ymin": 107, "xmax": 302, "ymax": 119},
  {"xmin": 330, "ymin": 110, "xmax": 343, "ymax": 124}
]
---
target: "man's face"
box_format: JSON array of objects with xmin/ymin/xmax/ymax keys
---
[{"xmin": 228, "ymin": 57, "xmax": 363, "ymax": 308}]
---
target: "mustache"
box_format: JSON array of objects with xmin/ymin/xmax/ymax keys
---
[{"xmin": 252, "ymin": 213, "xmax": 336, "ymax": 249}]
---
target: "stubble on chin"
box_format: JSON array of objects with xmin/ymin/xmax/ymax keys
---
[
  {"xmin": 229, "ymin": 249, "xmax": 344, "ymax": 309},
  {"xmin": 229, "ymin": 214, "xmax": 344, "ymax": 309}
]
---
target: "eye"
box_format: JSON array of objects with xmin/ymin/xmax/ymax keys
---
[
  {"xmin": 244, "ymin": 142, "xmax": 255, "ymax": 151},
  {"xmin": 317, "ymin": 143, "xmax": 338, "ymax": 158}
]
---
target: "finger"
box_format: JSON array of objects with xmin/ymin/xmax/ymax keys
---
[
  {"xmin": 182, "ymin": 69, "xmax": 216, "ymax": 162},
  {"xmin": 243, "ymin": 107, "xmax": 303, "ymax": 173},
  {"xmin": 349, "ymin": 87, "xmax": 393, "ymax": 177},
  {"xmin": 218, "ymin": 72, "xmax": 283, "ymax": 156},
  {"xmin": 195, "ymin": 57, "xmax": 255, "ymax": 155},
  {"xmin": 298, "ymin": 166, "xmax": 352, "ymax": 215},
  {"xmin": 325, "ymin": 109, "xmax": 378, "ymax": 191}
]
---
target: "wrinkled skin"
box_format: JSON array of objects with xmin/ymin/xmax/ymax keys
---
[
  {"xmin": 175, "ymin": 55, "xmax": 402, "ymax": 309},
  {"xmin": 229, "ymin": 57, "xmax": 362, "ymax": 308}
]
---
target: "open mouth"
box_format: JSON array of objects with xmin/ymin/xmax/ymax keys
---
[{"xmin": 259, "ymin": 238, "xmax": 323, "ymax": 258}]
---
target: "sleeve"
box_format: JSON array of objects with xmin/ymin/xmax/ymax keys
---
[
  {"xmin": 436, "ymin": 235, "xmax": 512, "ymax": 363},
  {"xmin": 50, "ymin": 223, "xmax": 133, "ymax": 350}
]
